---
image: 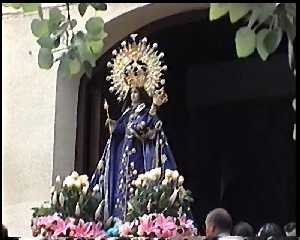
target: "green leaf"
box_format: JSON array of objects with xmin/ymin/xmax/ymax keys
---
[
  {"xmin": 31, "ymin": 19, "xmax": 49, "ymax": 38},
  {"xmin": 229, "ymin": 3, "xmax": 250, "ymax": 23},
  {"xmin": 54, "ymin": 22, "xmax": 69, "ymax": 38},
  {"xmin": 22, "ymin": 3, "xmax": 40, "ymax": 13},
  {"xmin": 49, "ymin": 7, "xmax": 65, "ymax": 32},
  {"xmin": 78, "ymin": 41, "xmax": 96, "ymax": 67},
  {"xmin": 70, "ymin": 19, "xmax": 77, "ymax": 29},
  {"xmin": 277, "ymin": 10, "xmax": 296, "ymax": 42},
  {"xmin": 285, "ymin": 3, "xmax": 296, "ymax": 18},
  {"xmin": 49, "ymin": 7, "xmax": 65, "ymax": 25},
  {"xmin": 90, "ymin": 3, "xmax": 107, "ymax": 11},
  {"xmin": 37, "ymin": 5, "xmax": 43, "ymax": 19},
  {"xmin": 85, "ymin": 17, "xmax": 104, "ymax": 35},
  {"xmin": 38, "ymin": 48, "xmax": 53, "ymax": 69},
  {"xmin": 235, "ymin": 26, "xmax": 256, "ymax": 58},
  {"xmin": 37, "ymin": 36, "xmax": 56, "ymax": 49},
  {"xmin": 209, "ymin": 3, "xmax": 229, "ymax": 21},
  {"xmin": 263, "ymin": 28, "xmax": 283, "ymax": 54},
  {"xmin": 78, "ymin": 3, "xmax": 88, "ymax": 17},
  {"xmin": 69, "ymin": 57, "xmax": 81, "ymax": 75},
  {"xmin": 256, "ymin": 29, "xmax": 270, "ymax": 61},
  {"xmin": 251, "ymin": 4, "xmax": 277, "ymax": 25},
  {"xmin": 5, "ymin": 3, "xmax": 22, "ymax": 9},
  {"xmin": 88, "ymin": 40, "xmax": 104, "ymax": 54},
  {"xmin": 86, "ymin": 30, "xmax": 108, "ymax": 41}
]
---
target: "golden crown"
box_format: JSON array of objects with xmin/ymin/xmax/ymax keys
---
[{"xmin": 106, "ymin": 34, "xmax": 168, "ymax": 102}]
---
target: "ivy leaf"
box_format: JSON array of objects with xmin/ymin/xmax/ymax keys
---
[
  {"xmin": 209, "ymin": 3, "xmax": 229, "ymax": 21},
  {"xmin": 86, "ymin": 30, "xmax": 108, "ymax": 41},
  {"xmin": 37, "ymin": 36, "xmax": 56, "ymax": 49},
  {"xmin": 78, "ymin": 3, "xmax": 88, "ymax": 17},
  {"xmin": 90, "ymin": 3, "xmax": 107, "ymax": 11},
  {"xmin": 235, "ymin": 26, "xmax": 256, "ymax": 58},
  {"xmin": 38, "ymin": 48, "xmax": 54, "ymax": 69},
  {"xmin": 263, "ymin": 28, "xmax": 283, "ymax": 54},
  {"xmin": 31, "ymin": 19, "xmax": 49, "ymax": 38},
  {"xmin": 37, "ymin": 5, "xmax": 43, "ymax": 19},
  {"xmin": 69, "ymin": 57, "xmax": 81, "ymax": 75},
  {"xmin": 229, "ymin": 3, "xmax": 250, "ymax": 23},
  {"xmin": 58, "ymin": 55, "xmax": 71, "ymax": 79},
  {"xmin": 256, "ymin": 29, "xmax": 270, "ymax": 61},
  {"xmin": 48, "ymin": 7, "xmax": 65, "ymax": 33},
  {"xmin": 3, "ymin": 3, "xmax": 22, "ymax": 9},
  {"xmin": 88, "ymin": 39, "xmax": 104, "ymax": 54},
  {"xmin": 78, "ymin": 41, "xmax": 96, "ymax": 67},
  {"xmin": 285, "ymin": 3, "xmax": 296, "ymax": 18},
  {"xmin": 54, "ymin": 22, "xmax": 69, "ymax": 38},
  {"xmin": 85, "ymin": 17, "xmax": 104, "ymax": 36},
  {"xmin": 22, "ymin": 3, "xmax": 40, "ymax": 13},
  {"xmin": 70, "ymin": 19, "xmax": 77, "ymax": 29}
]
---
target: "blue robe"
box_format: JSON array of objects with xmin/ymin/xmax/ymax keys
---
[{"xmin": 90, "ymin": 103, "xmax": 177, "ymax": 221}]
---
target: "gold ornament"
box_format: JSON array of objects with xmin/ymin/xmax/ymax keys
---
[{"xmin": 106, "ymin": 33, "xmax": 168, "ymax": 102}]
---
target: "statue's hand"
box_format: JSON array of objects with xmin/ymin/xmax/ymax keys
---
[{"xmin": 152, "ymin": 88, "xmax": 168, "ymax": 106}]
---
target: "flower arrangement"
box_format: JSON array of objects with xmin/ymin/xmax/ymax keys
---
[
  {"xmin": 120, "ymin": 213, "xmax": 198, "ymax": 239},
  {"xmin": 31, "ymin": 171, "xmax": 113, "ymax": 239},
  {"xmin": 126, "ymin": 168, "xmax": 194, "ymax": 222}
]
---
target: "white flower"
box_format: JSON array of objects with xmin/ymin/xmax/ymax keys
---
[
  {"xmin": 82, "ymin": 186, "xmax": 88, "ymax": 195},
  {"xmin": 93, "ymin": 184, "xmax": 100, "ymax": 192},
  {"xmin": 139, "ymin": 174, "xmax": 145, "ymax": 181},
  {"xmin": 154, "ymin": 168, "xmax": 161, "ymax": 178},
  {"xmin": 171, "ymin": 170, "xmax": 179, "ymax": 180},
  {"xmin": 74, "ymin": 179, "xmax": 82, "ymax": 189},
  {"xmin": 79, "ymin": 174, "xmax": 88, "ymax": 183},
  {"xmin": 75, "ymin": 202, "xmax": 80, "ymax": 216},
  {"xmin": 162, "ymin": 179, "xmax": 168, "ymax": 186},
  {"xmin": 178, "ymin": 176, "xmax": 184, "ymax": 185},
  {"xmin": 142, "ymin": 179, "xmax": 148, "ymax": 187},
  {"xmin": 71, "ymin": 171, "xmax": 79, "ymax": 179},
  {"xmin": 132, "ymin": 170, "xmax": 138, "ymax": 175},
  {"xmin": 63, "ymin": 176, "xmax": 74, "ymax": 188},
  {"xmin": 165, "ymin": 169, "xmax": 172, "ymax": 178},
  {"xmin": 52, "ymin": 191, "xmax": 57, "ymax": 205},
  {"xmin": 55, "ymin": 176, "xmax": 61, "ymax": 184},
  {"xmin": 135, "ymin": 179, "xmax": 142, "ymax": 187},
  {"xmin": 50, "ymin": 186, "xmax": 55, "ymax": 194},
  {"xmin": 59, "ymin": 192, "xmax": 65, "ymax": 207}
]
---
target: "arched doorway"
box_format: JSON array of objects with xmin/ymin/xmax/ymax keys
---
[{"xmin": 75, "ymin": 9, "xmax": 295, "ymax": 231}]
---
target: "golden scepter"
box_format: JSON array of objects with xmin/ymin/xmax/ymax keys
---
[{"xmin": 103, "ymin": 98, "xmax": 112, "ymax": 134}]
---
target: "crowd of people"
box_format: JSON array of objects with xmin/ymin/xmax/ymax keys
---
[{"xmin": 204, "ymin": 208, "xmax": 296, "ymax": 239}]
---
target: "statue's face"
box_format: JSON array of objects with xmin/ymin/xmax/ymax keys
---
[{"xmin": 131, "ymin": 88, "xmax": 140, "ymax": 105}]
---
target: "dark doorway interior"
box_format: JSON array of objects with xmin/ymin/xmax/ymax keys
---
[{"xmin": 75, "ymin": 9, "xmax": 295, "ymax": 232}]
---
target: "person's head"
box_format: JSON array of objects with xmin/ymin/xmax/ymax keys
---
[
  {"xmin": 130, "ymin": 87, "xmax": 152, "ymax": 106},
  {"xmin": 205, "ymin": 208, "xmax": 232, "ymax": 238},
  {"xmin": 257, "ymin": 223, "xmax": 285, "ymax": 239},
  {"xmin": 232, "ymin": 221, "xmax": 254, "ymax": 237},
  {"xmin": 284, "ymin": 222, "xmax": 296, "ymax": 236}
]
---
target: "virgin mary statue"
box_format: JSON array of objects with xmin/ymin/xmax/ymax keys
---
[{"xmin": 90, "ymin": 34, "xmax": 177, "ymax": 221}]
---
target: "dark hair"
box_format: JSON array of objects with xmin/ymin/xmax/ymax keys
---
[
  {"xmin": 284, "ymin": 222, "xmax": 296, "ymax": 236},
  {"xmin": 206, "ymin": 208, "xmax": 232, "ymax": 233},
  {"xmin": 232, "ymin": 221, "xmax": 254, "ymax": 237},
  {"xmin": 121, "ymin": 87, "xmax": 152, "ymax": 113},
  {"xmin": 257, "ymin": 223, "xmax": 286, "ymax": 239}
]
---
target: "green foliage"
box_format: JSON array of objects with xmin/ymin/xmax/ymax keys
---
[
  {"xmin": 209, "ymin": 3, "xmax": 296, "ymax": 70},
  {"xmin": 235, "ymin": 26, "xmax": 256, "ymax": 57},
  {"xmin": 4, "ymin": 3, "xmax": 108, "ymax": 79}
]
